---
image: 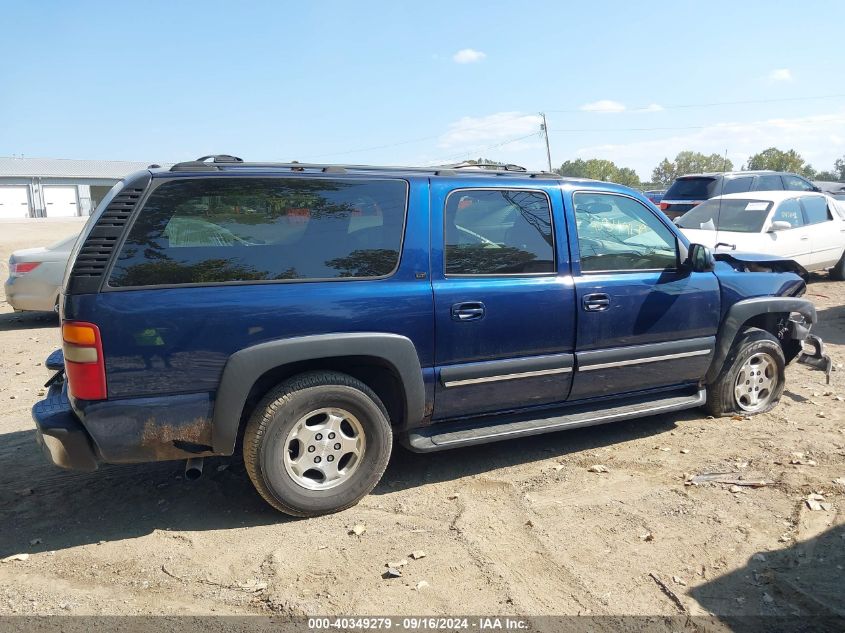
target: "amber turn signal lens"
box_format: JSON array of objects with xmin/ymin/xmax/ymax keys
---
[{"xmin": 62, "ymin": 323, "xmax": 97, "ymax": 346}]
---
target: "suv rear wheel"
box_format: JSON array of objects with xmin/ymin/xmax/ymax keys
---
[
  {"xmin": 705, "ymin": 328, "xmax": 785, "ymax": 417},
  {"xmin": 243, "ymin": 371, "xmax": 392, "ymax": 516}
]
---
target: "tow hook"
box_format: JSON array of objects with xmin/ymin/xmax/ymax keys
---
[
  {"xmin": 185, "ymin": 457, "xmax": 204, "ymax": 481},
  {"xmin": 797, "ymin": 334, "xmax": 832, "ymax": 384}
]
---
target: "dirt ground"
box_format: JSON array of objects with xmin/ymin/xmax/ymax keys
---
[{"xmin": 0, "ymin": 219, "xmax": 842, "ymax": 624}]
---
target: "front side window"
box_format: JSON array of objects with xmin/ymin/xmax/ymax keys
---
[
  {"xmin": 108, "ymin": 177, "xmax": 408, "ymax": 287},
  {"xmin": 444, "ymin": 189, "xmax": 554, "ymax": 275},
  {"xmin": 771, "ymin": 199, "xmax": 805, "ymax": 228},
  {"xmin": 574, "ymin": 193, "xmax": 677, "ymax": 272},
  {"xmin": 800, "ymin": 196, "xmax": 831, "ymax": 224},
  {"xmin": 783, "ymin": 175, "xmax": 815, "ymax": 191},
  {"xmin": 677, "ymin": 198, "xmax": 774, "ymax": 233}
]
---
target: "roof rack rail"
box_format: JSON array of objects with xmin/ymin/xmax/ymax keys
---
[{"xmin": 167, "ymin": 156, "xmax": 563, "ymax": 179}]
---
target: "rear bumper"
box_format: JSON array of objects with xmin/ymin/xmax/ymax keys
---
[
  {"xmin": 4, "ymin": 276, "xmax": 59, "ymax": 312},
  {"xmin": 32, "ymin": 384, "xmax": 98, "ymax": 471}
]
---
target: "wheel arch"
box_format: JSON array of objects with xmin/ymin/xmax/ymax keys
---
[
  {"xmin": 705, "ymin": 296, "xmax": 816, "ymax": 383},
  {"xmin": 211, "ymin": 333, "xmax": 425, "ymax": 454}
]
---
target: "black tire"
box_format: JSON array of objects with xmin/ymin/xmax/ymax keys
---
[
  {"xmin": 830, "ymin": 250, "xmax": 845, "ymax": 281},
  {"xmin": 705, "ymin": 327, "xmax": 785, "ymax": 417},
  {"xmin": 243, "ymin": 371, "xmax": 392, "ymax": 516}
]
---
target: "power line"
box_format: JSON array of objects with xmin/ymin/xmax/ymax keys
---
[
  {"xmin": 549, "ymin": 125, "xmax": 708, "ymax": 133},
  {"xmin": 545, "ymin": 93, "xmax": 845, "ymax": 114},
  {"xmin": 416, "ymin": 131, "xmax": 541, "ymax": 167}
]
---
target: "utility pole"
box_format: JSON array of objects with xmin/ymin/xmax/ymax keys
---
[{"xmin": 540, "ymin": 112, "xmax": 553, "ymax": 173}]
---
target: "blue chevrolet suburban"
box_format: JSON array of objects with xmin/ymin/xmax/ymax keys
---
[{"xmin": 32, "ymin": 155, "xmax": 829, "ymax": 516}]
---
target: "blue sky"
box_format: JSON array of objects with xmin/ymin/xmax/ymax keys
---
[{"xmin": 2, "ymin": 0, "xmax": 845, "ymax": 179}]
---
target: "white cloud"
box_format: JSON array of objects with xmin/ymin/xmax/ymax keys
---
[
  {"xmin": 640, "ymin": 103, "xmax": 664, "ymax": 113},
  {"xmin": 452, "ymin": 48, "xmax": 486, "ymax": 64},
  {"xmin": 580, "ymin": 100, "xmax": 626, "ymax": 113},
  {"xmin": 769, "ymin": 68, "xmax": 792, "ymax": 82},
  {"xmin": 437, "ymin": 112, "xmax": 540, "ymax": 149},
  {"xmin": 573, "ymin": 110, "xmax": 845, "ymax": 179}
]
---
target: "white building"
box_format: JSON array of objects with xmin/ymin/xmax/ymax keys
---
[{"xmin": 0, "ymin": 157, "xmax": 153, "ymax": 219}]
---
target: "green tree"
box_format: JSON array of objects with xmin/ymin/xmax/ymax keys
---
[
  {"xmin": 555, "ymin": 158, "xmax": 641, "ymax": 187},
  {"xmin": 815, "ymin": 170, "xmax": 839, "ymax": 181},
  {"xmin": 834, "ymin": 155, "xmax": 845, "ymax": 181},
  {"xmin": 650, "ymin": 151, "xmax": 733, "ymax": 186},
  {"xmin": 745, "ymin": 147, "xmax": 815, "ymax": 178}
]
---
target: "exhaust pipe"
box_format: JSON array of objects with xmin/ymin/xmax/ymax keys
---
[{"xmin": 184, "ymin": 457, "xmax": 204, "ymax": 481}]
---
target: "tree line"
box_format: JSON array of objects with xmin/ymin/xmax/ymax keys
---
[{"xmin": 553, "ymin": 149, "xmax": 845, "ymax": 189}]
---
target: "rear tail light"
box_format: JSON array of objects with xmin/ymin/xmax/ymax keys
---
[
  {"xmin": 62, "ymin": 321, "xmax": 107, "ymax": 400},
  {"xmin": 659, "ymin": 202, "xmax": 669, "ymax": 211},
  {"xmin": 11, "ymin": 262, "xmax": 41, "ymax": 276}
]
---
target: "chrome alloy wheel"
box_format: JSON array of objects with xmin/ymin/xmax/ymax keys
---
[
  {"xmin": 734, "ymin": 352, "xmax": 777, "ymax": 412},
  {"xmin": 282, "ymin": 407, "xmax": 366, "ymax": 490}
]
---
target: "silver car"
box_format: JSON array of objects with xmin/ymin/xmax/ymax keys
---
[{"xmin": 4, "ymin": 234, "xmax": 78, "ymax": 312}]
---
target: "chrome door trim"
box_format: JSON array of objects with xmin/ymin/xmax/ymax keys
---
[
  {"xmin": 443, "ymin": 366, "xmax": 572, "ymax": 388},
  {"xmin": 579, "ymin": 348, "xmax": 711, "ymax": 372}
]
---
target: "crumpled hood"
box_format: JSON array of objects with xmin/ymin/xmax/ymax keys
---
[{"xmin": 713, "ymin": 251, "xmax": 809, "ymax": 279}]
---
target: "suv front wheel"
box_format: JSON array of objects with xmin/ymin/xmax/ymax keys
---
[
  {"xmin": 243, "ymin": 371, "xmax": 392, "ymax": 516},
  {"xmin": 705, "ymin": 328, "xmax": 786, "ymax": 417}
]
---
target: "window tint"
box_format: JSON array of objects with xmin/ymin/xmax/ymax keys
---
[
  {"xmin": 783, "ymin": 175, "xmax": 814, "ymax": 191},
  {"xmin": 109, "ymin": 178, "xmax": 407, "ymax": 287},
  {"xmin": 574, "ymin": 193, "xmax": 677, "ymax": 272},
  {"xmin": 772, "ymin": 199, "xmax": 805, "ymax": 227},
  {"xmin": 721, "ymin": 177, "xmax": 753, "ymax": 194},
  {"xmin": 444, "ymin": 189, "xmax": 554, "ymax": 275},
  {"xmin": 677, "ymin": 199, "xmax": 773, "ymax": 233},
  {"xmin": 753, "ymin": 175, "xmax": 783, "ymax": 191},
  {"xmin": 664, "ymin": 177, "xmax": 717, "ymax": 200},
  {"xmin": 801, "ymin": 196, "xmax": 831, "ymax": 224}
]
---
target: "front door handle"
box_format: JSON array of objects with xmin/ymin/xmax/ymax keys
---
[
  {"xmin": 583, "ymin": 293, "xmax": 611, "ymax": 312},
  {"xmin": 451, "ymin": 301, "xmax": 486, "ymax": 322}
]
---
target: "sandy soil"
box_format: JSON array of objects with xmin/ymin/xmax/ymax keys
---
[{"xmin": 0, "ymin": 220, "xmax": 842, "ymax": 623}]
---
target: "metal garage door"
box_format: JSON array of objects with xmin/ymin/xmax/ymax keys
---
[
  {"xmin": 0, "ymin": 186, "xmax": 31, "ymax": 218},
  {"xmin": 44, "ymin": 186, "xmax": 79, "ymax": 217}
]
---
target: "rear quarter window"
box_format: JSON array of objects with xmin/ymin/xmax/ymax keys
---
[{"xmin": 108, "ymin": 177, "xmax": 408, "ymax": 287}]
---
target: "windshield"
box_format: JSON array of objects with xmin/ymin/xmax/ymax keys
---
[
  {"xmin": 677, "ymin": 199, "xmax": 773, "ymax": 233},
  {"xmin": 665, "ymin": 177, "xmax": 717, "ymax": 200}
]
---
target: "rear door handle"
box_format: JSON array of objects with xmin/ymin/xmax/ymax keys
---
[
  {"xmin": 451, "ymin": 301, "xmax": 486, "ymax": 322},
  {"xmin": 583, "ymin": 293, "xmax": 611, "ymax": 312}
]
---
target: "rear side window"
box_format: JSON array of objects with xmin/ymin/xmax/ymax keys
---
[
  {"xmin": 753, "ymin": 175, "xmax": 783, "ymax": 191},
  {"xmin": 721, "ymin": 177, "xmax": 753, "ymax": 194},
  {"xmin": 665, "ymin": 177, "xmax": 717, "ymax": 200},
  {"xmin": 800, "ymin": 196, "xmax": 832, "ymax": 224},
  {"xmin": 108, "ymin": 178, "xmax": 408, "ymax": 287},
  {"xmin": 444, "ymin": 189, "xmax": 554, "ymax": 275}
]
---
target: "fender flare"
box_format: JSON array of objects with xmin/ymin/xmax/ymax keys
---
[
  {"xmin": 705, "ymin": 296, "xmax": 816, "ymax": 383},
  {"xmin": 211, "ymin": 332, "xmax": 425, "ymax": 454}
]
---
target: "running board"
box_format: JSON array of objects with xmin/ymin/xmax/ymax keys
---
[{"xmin": 405, "ymin": 389, "xmax": 706, "ymax": 452}]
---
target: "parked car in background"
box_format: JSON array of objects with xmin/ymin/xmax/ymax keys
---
[
  {"xmin": 4, "ymin": 234, "xmax": 77, "ymax": 312},
  {"xmin": 660, "ymin": 171, "xmax": 820, "ymax": 220},
  {"xmin": 644, "ymin": 189, "xmax": 666, "ymax": 205},
  {"xmin": 677, "ymin": 191, "xmax": 845, "ymax": 279},
  {"xmin": 813, "ymin": 181, "xmax": 845, "ymax": 201},
  {"xmin": 32, "ymin": 157, "xmax": 829, "ymax": 517}
]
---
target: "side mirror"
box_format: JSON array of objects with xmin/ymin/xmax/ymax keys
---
[
  {"xmin": 769, "ymin": 220, "xmax": 792, "ymax": 232},
  {"xmin": 686, "ymin": 243, "xmax": 715, "ymax": 273}
]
